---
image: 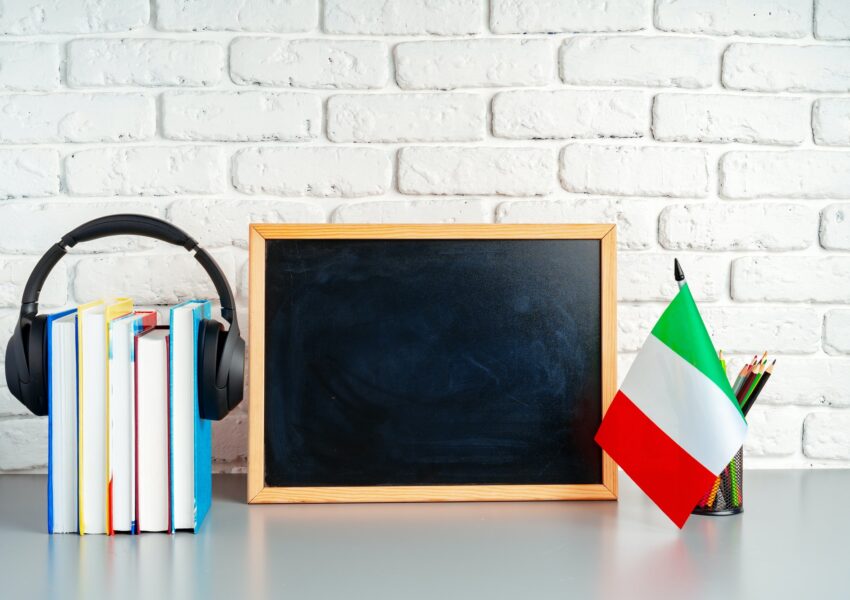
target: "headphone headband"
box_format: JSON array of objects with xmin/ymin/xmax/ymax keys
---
[{"xmin": 21, "ymin": 215, "xmax": 237, "ymax": 327}]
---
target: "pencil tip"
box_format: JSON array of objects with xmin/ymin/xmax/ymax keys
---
[{"xmin": 674, "ymin": 258, "xmax": 685, "ymax": 282}]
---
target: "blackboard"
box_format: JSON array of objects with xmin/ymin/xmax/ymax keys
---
[{"xmin": 247, "ymin": 225, "xmax": 617, "ymax": 503}]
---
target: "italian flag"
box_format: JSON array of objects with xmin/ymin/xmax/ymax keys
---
[{"xmin": 595, "ymin": 282, "xmax": 747, "ymax": 528}]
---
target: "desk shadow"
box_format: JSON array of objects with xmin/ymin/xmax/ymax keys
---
[{"xmin": 212, "ymin": 474, "xmax": 247, "ymax": 504}]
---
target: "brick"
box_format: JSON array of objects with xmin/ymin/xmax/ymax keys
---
[
  {"xmin": 327, "ymin": 94, "xmax": 486, "ymax": 143},
  {"xmin": 0, "ymin": 418, "xmax": 46, "ymax": 470},
  {"xmin": 720, "ymin": 151, "xmax": 850, "ymax": 199},
  {"xmin": 332, "ymin": 199, "xmax": 490, "ymax": 224},
  {"xmin": 73, "ymin": 248, "xmax": 236, "ymax": 305},
  {"xmin": 706, "ymin": 307, "xmax": 820, "ymax": 355},
  {"xmin": 493, "ymin": 90, "xmax": 648, "ymax": 140},
  {"xmin": 162, "ymin": 92, "xmax": 320, "ymax": 141},
  {"xmin": 804, "ymin": 412, "xmax": 850, "ymax": 459},
  {"xmin": 233, "ymin": 147, "xmax": 391, "ymax": 197},
  {"xmin": 0, "ymin": 149, "xmax": 59, "ymax": 198},
  {"xmin": 757, "ymin": 358, "xmax": 850, "ymax": 406},
  {"xmin": 824, "ymin": 310, "xmax": 850, "ymax": 354},
  {"xmin": 396, "ymin": 39, "xmax": 554, "ymax": 90},
  {"xmin": 560, "ymin": 36, "xmax": 715, "ymax": 88},
  {"xmin": 324, "ymin": 0, "xmax": 482, "ymax": 34},
  {"xmin": 398, "ymin": 147, "xmax": 555, "ymax": 196},
  {"xmin": 732, "ymin": 256, "xmax": 850, "ymax": 302},
  {"xmin": 0, "ymin": 93, "xmax": 154, "ymax": 143},
  {"xmin": 820, "ymin": 203, "xmax": 850, "ymax": 250},
  {"xmin": 0, "ymin": 311, "xmax": 16, "ymax": 367},
  {"xmin": 723, "ymin": 44, "xmax": 850, "ymax": 92},
  {"xmin": 813, "ymin": 98, "xmax": 850, "ymax": 146},
  {"xmin": 618, "ymin": 305, "xmax": 820, "ymax": 353},
  {"xmin": 0, "ymin": 43, "xmax": 60, "ymax": 91},
  {"xmin": 66, "ymin": 147, "xmax": 226, "ymax": 196},
  {"xmin": 655, "ymin": 0, "xmax": 811, "ymax": 37},
  {"xmin": 230, "ymin": 38, "xmax": 388, "ymax": 89},
  {"xmin": 168, "ymin": 198, "xmax": 324, "ymax": 249},
  {"xmin": 561, "ymin": 144, "xmax": 709, "ymax": 198},
  {"xmin": 0, "ymin": 0, "xmax": 148, "ymax": 34},
  {"xmin": 495, "ymin": 198, "xmax": 657, "ymax": 250},
  {"xmin": 67, "ymin": 39, "xmax": 223, "ymax": 87},
  {"xmin": 0, "ymin": 385, "xmax": 31, "ymax": 417},
  {"xmin": 155, "ymin": 0, "xmax": 315, "ymax": 32},
  {"xmin": 659, "ymin": 203, "xmax": 815, "ymax": 251},
  {"xmin": 815, "ymin": 0, "xmax": 850, "ymax": 40},
  {"xmin": 618, "ymin": 304, "xmax": 664, "ymax": 353},
  {"xmin": 652, "ymin": 94, "xmax": 807, "ymax": 145},
  {"xmin": 744, "ymin": 407, "xmax": 803, "ymax": 457},
  {"xmin": 0, "ymin": 256, "xmax": 67, "ymax": 308},
  {"xmin": 0, "ymin": 200, "xmax": 161, "ymax": 254},
  {"xmin": 618, "ymin": 254, "xmax": 726, "ymax": 302},
  {"xmin": 491, "ymin": 0, "xmax": 647, "ymax": 33}
]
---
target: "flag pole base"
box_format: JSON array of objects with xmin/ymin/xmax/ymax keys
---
[{"xmin": 691, "ymin": 506, "xmax": 743, "ymax": 516}]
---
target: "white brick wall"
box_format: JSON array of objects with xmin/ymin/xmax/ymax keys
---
[{"xmin": 1, "ymin": 0, "xmax": 849, "ymax": 473}]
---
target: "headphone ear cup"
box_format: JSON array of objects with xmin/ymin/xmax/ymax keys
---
[
  {"xmin": 5, "ymin": 323, "xmax": 26, "ymax": 402},
  {"xmin": 5, "ymin": 316, "xmax": 48, "ymax": 416},
  {"xmin": 198, "ymin": 319, "xmax": 226, "ymax": 421},
  {"xmin": 226, "ymin": 335, "xmax": 245, "ymax": 413}
]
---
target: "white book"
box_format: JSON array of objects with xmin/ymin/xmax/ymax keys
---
[
  {"xmin": 77, "ymin": 301, "xmax": 107, "ymax": 535},
  {"xmin": 170, "ymin": 300, "xmax": 212, "ymax": 531},
  {"xmin": 48, "ymin": 310, "xmax": 78, "ymax": 534},
  {"xmin": 135, "ymin": 328, "xmax": 170, "ymax": 533}
]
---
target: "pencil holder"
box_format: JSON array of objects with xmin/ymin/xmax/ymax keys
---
[{"xmin": 692, "ymin": 447, "xmax": 743, "ymax": 516}]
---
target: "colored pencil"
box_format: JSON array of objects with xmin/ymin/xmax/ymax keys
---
[
  {"xmin": 719, "ymin": 349, "xmax": 726, "ymax": 375},
  {"xmin": 729, "ymin": 455, "xmax": 739, "ymax": 507},
  {"xmin": 734, "ymin": 355, "xmax": 758, "ymax": 395},
  {"xmin": 735, "ymin": 361, "xmax": 760, "ymax": 403},
  {"xmin": 731, "ymin": 360, "xmax": 751, "ymax": 394},
  {"xmin": 741, "ymin": 357, "xmax": 768, "ymax": 406},
  {"xmin": 742, "ymin": 360, "xmax": 775, "ymax": 417},
  {"xmin": 706, "ymin": 475, "xmax": 721, "ymax": 507}
]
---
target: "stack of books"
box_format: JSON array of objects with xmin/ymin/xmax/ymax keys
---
[{"xmin": 47, "ymin": 298, "xmax": 213, "ymax": 535}]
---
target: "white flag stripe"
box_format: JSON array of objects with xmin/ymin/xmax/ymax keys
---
[{"xmin": 620, "ymin": 334, "xmax": 748, "ymax": 475}]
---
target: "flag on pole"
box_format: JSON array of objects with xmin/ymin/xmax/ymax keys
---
[{"xmin": 595, "ymin": 279, "xmax": 747, "ymax": 528}]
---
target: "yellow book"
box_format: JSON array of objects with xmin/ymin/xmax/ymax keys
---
[{"xmin": 77, "ymin": 298, "xmax": 131, "ymax": 535}]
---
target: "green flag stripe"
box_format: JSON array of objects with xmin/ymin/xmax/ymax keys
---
[{"xmin": 651, "ymin": 283, "xmax": 743, "ymax": 417}]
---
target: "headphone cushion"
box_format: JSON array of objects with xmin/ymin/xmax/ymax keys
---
[
  {"xmin": 5, "ymin": 324, "xmax": 25, "ymax": 401},
  {"xmin": 226, "ymin": 335, "xmax": 245, "ymax": 413},
  {"xmin": 198, "ymin": 319, "xmax": 225, "ymax": 421},
  {"xmin": 6, "ymin": 316, "xmax": 49, "ymax": 416}
]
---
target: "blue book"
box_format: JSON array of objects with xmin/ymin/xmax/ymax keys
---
[
  {"xmin": 169, "ymin": 300, "xmax": 212, "ymax": 532},
  {"xmin": 47, "ymin": 308, "xmax": 78, "ymax": 534}
]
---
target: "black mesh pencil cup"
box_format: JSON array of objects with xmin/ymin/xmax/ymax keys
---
[{"xmin": 692, "ymin": 447, "xmax": 743, "ymax": 516}]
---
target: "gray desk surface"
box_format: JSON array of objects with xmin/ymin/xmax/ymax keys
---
[{"xmin": 1, "ymin": 471, "xmax": 848, "ymax": 600}]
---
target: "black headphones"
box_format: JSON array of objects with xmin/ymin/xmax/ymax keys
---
[{"xmin": 5, "ymin": 214, "xmax": 245, "ymax": 421}]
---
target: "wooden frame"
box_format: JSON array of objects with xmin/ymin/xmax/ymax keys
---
[{"xmin": 247, "ymin": 224, "xmax": 618, "ymax": 504}]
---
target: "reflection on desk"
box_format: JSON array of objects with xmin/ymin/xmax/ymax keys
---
[{"xmin": 1, "ymin": 471, "xmax": 848, "ymax": 600}]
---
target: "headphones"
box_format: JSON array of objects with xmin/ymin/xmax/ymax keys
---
[{"xmin": 5, "ymin": 214, "xmax": 244, "ymax": 421}]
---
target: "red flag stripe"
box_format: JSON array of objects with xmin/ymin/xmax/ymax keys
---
[{"xmin": 595, "ymin": 390, "xmax": 717, "ymax": 528}]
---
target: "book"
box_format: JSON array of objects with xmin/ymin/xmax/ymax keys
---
[
  {"xmin": 47, "ymin": 308, "xmax": 78, "ymax": 534},
  {"xmin": 169, "ymin": 300, "xmax": 212, "ymax": 532},
  {"xmin": 104, "ymin": 298, "xmax": 133, "ymax": 535},
  {"xmin": 77, "ymin": 300, "xmax": 106, "ymax": 535},
  {"xmin": 78, "ymin": 298, "xmax": 131, "ymax": 535},
  {"xmin": 108, "ymin": 310, "xmax": 157, "ymax": 533},
  {"xmin": 135, "ymin": 327, "xmax": 171, "ymax": 533}
]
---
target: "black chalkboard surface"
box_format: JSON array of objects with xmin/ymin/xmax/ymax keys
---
[{"xmin": 248, "ymin": 225, "xmax": 617, "ymax": 503}]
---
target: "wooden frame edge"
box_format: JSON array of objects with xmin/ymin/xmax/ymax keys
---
[
  {"xmin": 247, "ymin": 225, "xmax": 267, "ymax": 504},
  {"xmin": 247, "ymin": 224, "xmax": 618, "ymax": 503},
  {"xmin": 600, "ymin": 226, "xmax": 618, "ymax": 498}
]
